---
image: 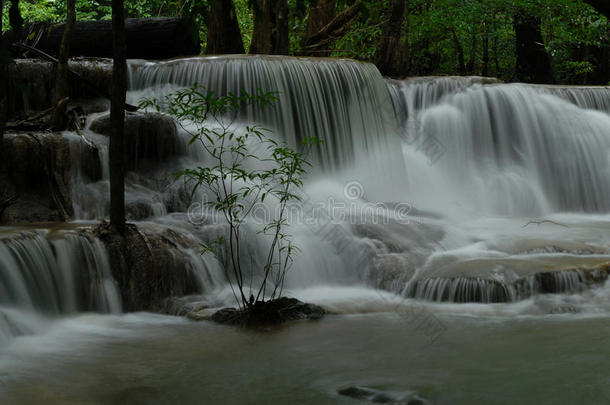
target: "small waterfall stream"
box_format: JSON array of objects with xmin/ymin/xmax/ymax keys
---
[{"xmin": 0, "ymin": 230, "xmax": 120, "ymax": 315}]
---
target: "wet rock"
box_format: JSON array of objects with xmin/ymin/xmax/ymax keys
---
[
  {"xmin": 1, "ymin": 132, "xmax": 73, "ymax": 223},
  {"xmin": 79, "ymin": 141, "xmax": 103, "ymax": 182},
  {"xmin": 209, "ymin": 297, "xmax": 325, "ymax": 326},
  {"xmin": 0, "ymin": 131, "xmax": 103, "ymax": 224},
  {"xmin": 405, "ymin": 264, "xmax": 610, "ymax": 304},
  {"xmin": 125, "ymin": 200, "xmax": 157, "ymax": 221},
  {"xmin": 7, "ymin": 58, "xmax": 112, "ymax": 117},
  {"xmin": 338, "ymin": 386, "xmax": 426, "ymax": 405},
  {"xmin": 90, "ymin": 112, "xmax": 177, "ymax": 170},
  {"xmin": 69, "ymin": 98, "xmax": 110, "ymax": 115},
  {"xmin": 94, "ymin": 223, "xmax": 204, "ymax": 312}
]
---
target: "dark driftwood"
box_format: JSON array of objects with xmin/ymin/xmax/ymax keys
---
[{"xmin": 7, "ymin": 18, "xmax": 200, "ymax": 60}]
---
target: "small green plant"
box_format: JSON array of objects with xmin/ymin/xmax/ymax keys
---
[{"xmin": 140, "ymin": 85, "xmax": 320, "ymax": 311}]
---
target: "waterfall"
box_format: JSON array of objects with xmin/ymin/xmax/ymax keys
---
[
  {"xmin": 393, "ymin": 83, "xmax": 610, "ymax": 215},
  {"xmin": 127, "ymin": 55, "xmax": 405, "ymax": 178},
  {"xmin": 0, "ymin": 229, "xmax": 121, "ymax": 315},
  {"xmin": 4, "ymin": 55, "xmax": 610, "ymax": 318},
  {"xmin": 387, "ymin": 76, "xmax": 498, "ymax": 119},
  {"xmin": 534, "ymin": 85, "xmax": 610, "ymax": 112}
]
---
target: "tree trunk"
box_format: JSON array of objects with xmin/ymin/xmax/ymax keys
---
[
  {"xmin": 1, "ymin": 0, "xmax": 6, "ymax": 161},
  {"xmin": 401, "ymin": 7, "xmax": 411, "ymax": 74},
  {"xmin": 111, "ymin": 0, "xmax": 126, "ymax": 234},
  {"xmin": 375, "ymin": 0, "xmax": 407, "ymax": 77},
  {"xmin": 9, "ymin": 0, "xmax": 23, "ymax": 36},
  {"xmin": 303, "ymin": 0, "xmax": 336, "ymax": 56},
  {"xmin": 249, "ymin": 0, "xmax": 289, "ymax": 55},
  {"xmin": 482, "ymin": 24, "xmax": 489, "ymax": 77},
  {"xmin": 467, "ymin": 29, "xmax": 477, "ymax": 74},
  {"xmin": 205, "ymin": 0, "xmax": 244, "ymax": 54},
  {"xmin": 451, "ymin": 29, "xmax": 466, "ymax": 76},
  {"xmin": 16, "ymin": 18, "xmax": 200, "ymax": 59},
  {"xmin": 52, "ymin": 0, "xmax": 76, "ymax": 129},
  {"xmin": 514, "ymin": 12, "xmax": 555, "ymax": 83},
  {"xmin": 493, "ymin": 34, "xmax": 500, "ymax": 76},
  {"xmin": 296, "ymin": 0, "xmax": 307, "ymax": 20},
  {"xmin": 302, "ymin": 0, "xmax": 362, "ymax": 55}
]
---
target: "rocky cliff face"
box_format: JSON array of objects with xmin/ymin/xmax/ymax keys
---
[
  {"xmin": 90, "ymin": 111, "xmax": 178, "ymax": 171},
  {"xmin": 6, "ymin": 58, "xmax": 112, "ymax": 117},
  {"xmin": 0, "ymin": 132, "xmax": 102, "ymax": 223}
]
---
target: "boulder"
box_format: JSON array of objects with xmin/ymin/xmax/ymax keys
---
[
  {"xmin": 0, "ymin": 131, "xmax": 101, "ymax": 223},
  {"xmin": 94, "ymin": 223, "xmax": 204, "ymax": 312},
  {"xmin": 338, "ymin": 386, "xmax": 426, "ymax": 405},
  {"xmin": 209, "ymin": 297, "xmax": 326, "ymax": 326},
  {"xmin": 89, "ymin": 112, "xmax": 178, "ymax": 170},
  {"xmin": 6, "ymin": 58, "xmax": 112, "ymax": 117}
]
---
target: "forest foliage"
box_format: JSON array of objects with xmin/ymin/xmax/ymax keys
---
[{"xmin": 1, "ymin": 0, "xmax": 609, "ymax": 84}]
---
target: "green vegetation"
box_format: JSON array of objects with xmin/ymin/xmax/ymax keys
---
[
  {"xmin": 141, "ymin": 87, "xmax": 320, "ymax": 309},
  {"xmin": 2, "ymin": 0, "xmax": 609, "ymax": 83}
]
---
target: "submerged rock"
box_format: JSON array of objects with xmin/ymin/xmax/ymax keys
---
[
  {"xmin": 209, "ymin": 297, "xmax": 325, "ymax": 326},
  {"xmin": 90, "ymin": 112, "xmax": 177, "ymax": 170},
  {"xmin": 338, "ymin": 386, "xmax": 427, "ymax": 405}
]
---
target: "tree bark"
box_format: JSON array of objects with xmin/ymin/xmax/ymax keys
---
[
  {"xmin": 111, "ymin": 0, "xmax": 126, "ymax": 234},
  {"xmin": 303, "ymin": 0, "xmax": 336, "ymax": 56},
  {"xmin": 482, "ymin": 23, "xmax": 489, "ymax": 77},
  {"xmin": 52, "ymin": 0, "xmax": 76, "ymax": 129},
  {"xmin": 18, "ymin": 18, "xmax": 200, "ymax": 59},
  {"xmin": 249, "ymin": 0, "xmax": 289, "ymax": 55},
  {"xmin": 205, "ymin": 0, "xmax": 245, "ymax": 54},
  {"xmin": 514, "ymin": 12, "xmax": 555, "ymax": 83},
  {"xmin": 493, "ymin": 34, "xmax": 500, "ymax": 76},
  {"xmin": 466, "ymin": 30, "xmax": 477, "ymax": 74},
  {"xmin": 451, "ymin": 29, "xmax": 466, "ymax": 76},
  {"xmin": 9, "ymin": 0, "xmax": 23, "ymax": 36},
  {"xmin": 303, "ymin": 0, "xmax": 362, "ymax": 54},
  {"xmin": 1, "ymin": 0, "xmax": 6, "ymax": 161},
  {"xmin": 375, "ymin": 0, "xmax": 407, "ymax": 76}
]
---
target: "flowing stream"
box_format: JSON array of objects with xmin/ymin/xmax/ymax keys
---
[{"xmin": 2, "ymin": 55, "xmax": 610, "ymax": 404}]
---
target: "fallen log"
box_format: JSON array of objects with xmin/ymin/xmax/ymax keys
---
[{"xmin": 5, "ymin": 18, "xmax": 200, "ymax": 60}]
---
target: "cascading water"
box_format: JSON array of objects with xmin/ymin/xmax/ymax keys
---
[
  {"xmin": 127, "ymin": 56, "xmax": 405, "ymax": 184},
  {"xmin": 394, "ymin": 83, "xmax": 610, "ymax": 215},
  {"xmin": 0, "ymin": 228, "xmax": 121, "ymax": 343},
  {"xmin": 3, "ymin": 55, "xmax": 610, "ymax": 348},
  {"xmin": 126, "ymin": 57, "xmax": 610, "ymax": 308},
  {"xmin": 0, "ymin": 229, "xmax": 120, "ymax": 314}
]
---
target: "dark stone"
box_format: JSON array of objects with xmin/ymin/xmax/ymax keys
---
[
  {"xmin": 0, "ymin": 132, "xmax": 95, "ymax": 223},
  {"xmin": 93, "ymin": 223, "xmax": 203, "ymax": 312},
  {"xmin": 125, "ymin": 200, "xmax": 156, "ymax": 221},
  {"xmin": 69, "ymin": 98, "xmax": 110, "ymax": 115},
  {"xmin": 6, "ymin": 58, "xmax": 113, "ymax": 117},
  {"xmin": 338, "ymin": 386, "xmax": 426, "ymax": 405},
  {"xmin": 90, "ymin": 112, "xmax": 177, "ymax": 171},
  {"xmin": 209, "ymin": 297, "xmax": 325, "ymax": 326}
]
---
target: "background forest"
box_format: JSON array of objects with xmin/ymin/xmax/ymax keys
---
[{"xmin": 2, "ymin": 0, "xmax": 610, "ymax": 84}]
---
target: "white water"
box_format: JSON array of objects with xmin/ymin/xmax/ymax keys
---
[{"xmin": 2, "ymin": 56, "xmax": 610, "ymax": 375}]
